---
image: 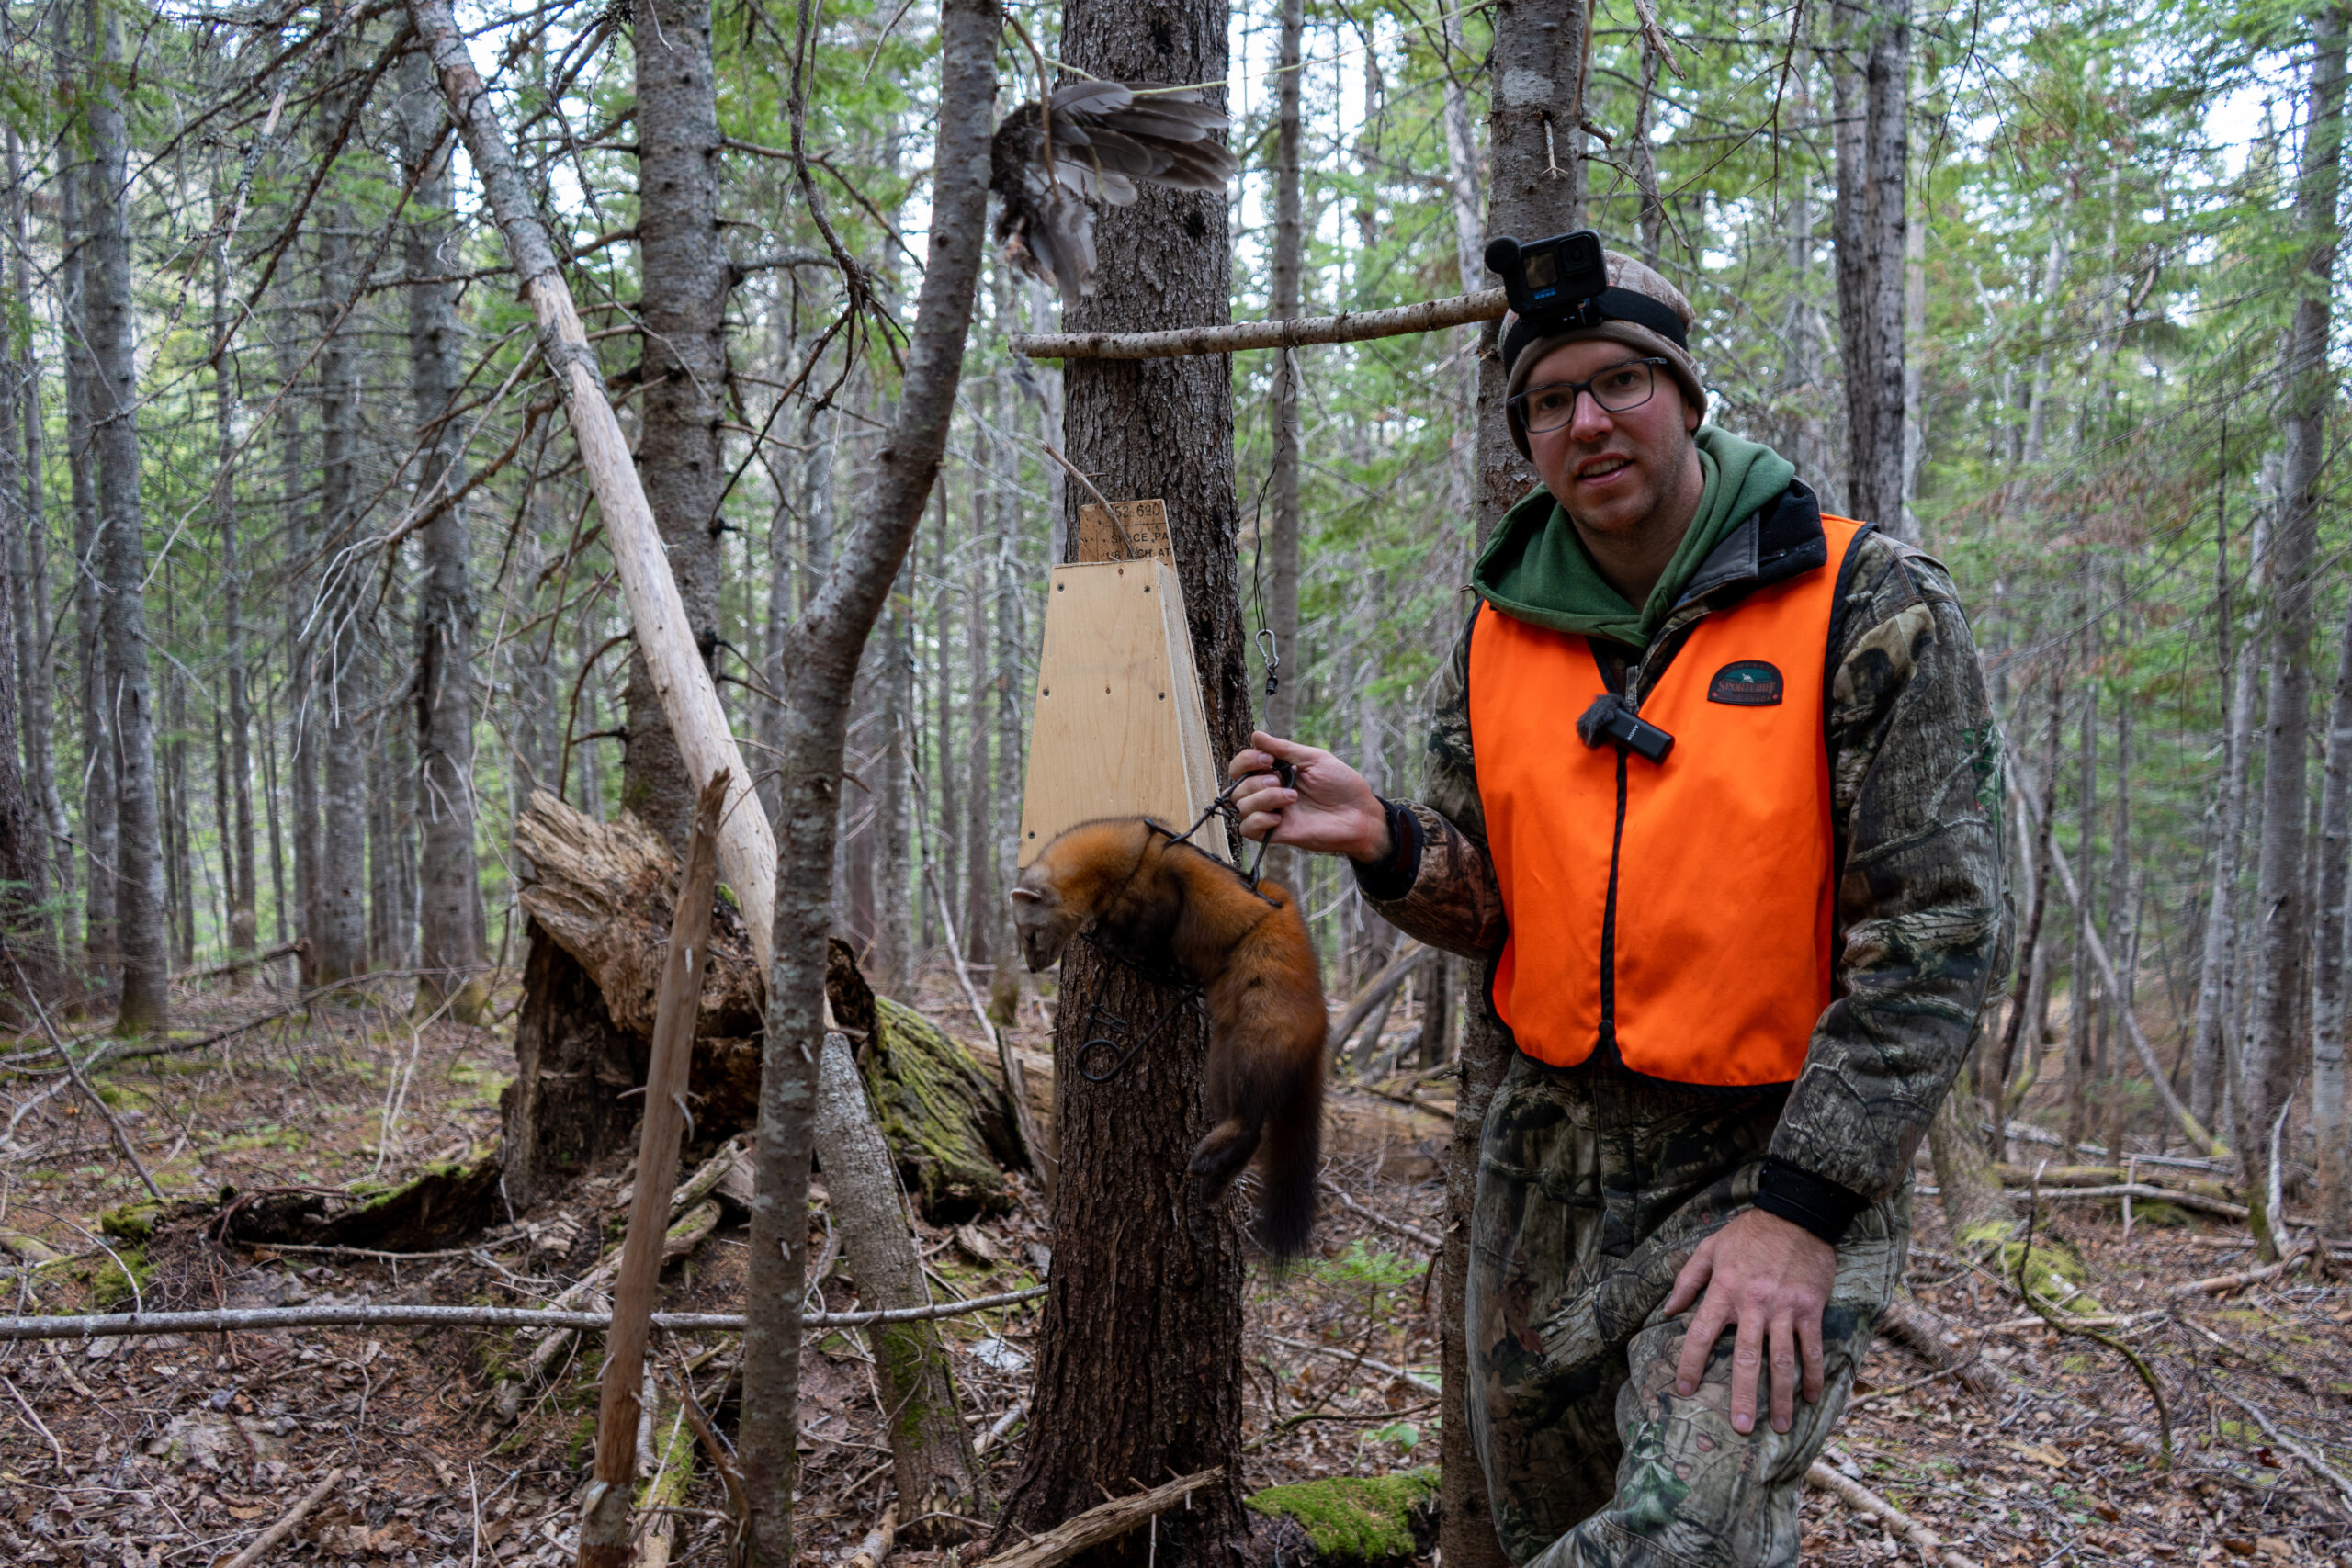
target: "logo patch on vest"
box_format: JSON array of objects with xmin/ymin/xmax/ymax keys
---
[{"xmin": 1707, "ymin": 660, "xmax": 1783, "ymax": 706}]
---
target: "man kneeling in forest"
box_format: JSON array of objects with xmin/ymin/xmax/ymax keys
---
[{"xmin": 1228, "ymin": 238, "xmax": 2010, "ymax": 1568}]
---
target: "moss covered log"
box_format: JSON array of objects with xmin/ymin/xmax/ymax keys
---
[
  {"xmin": 1247, "ymin": 1470, "xmax": 1440, "ymax": 1566},
  {"xmin": 860, "ymin": 996, "xmax": 1023, "ymax": 1222}
]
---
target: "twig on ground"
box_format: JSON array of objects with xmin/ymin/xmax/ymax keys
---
[
  {"xmin": 975, "ymin": 1397, "xmax": 1028, "ymax": 1457},
  {"xmin": 1805, "ymin": 1460, "xmax": 1979, "ymax": 1568},
  {"xmin": 2, "ymin": 1372, "xmax": 62, "ymax": 1468},
  {"xmin": 2209, "ymin": 1384, "xmax": 2352, "ymax": 1512},
  {"xmin": 7, "ymin": 957, "xmax": 165, "ymax": 1203},
  {"xmin": 968, "ymin": 1470, "xmax": 1222, "ymax": 1568},
  {"xmin": 1319, "ymin": 1179, "xmax": 1442, "ymax": 1251},
  {"xmin": 2169, "ymin": 1240, "xmax": 2315, "ymax": 1297},
  {"xmin": 1264, "ymin": 1332, "xmax": 1440, "ymax": 1394},
  {"xmin": 220, "ymin": 1466, "xmax": 345, "ymax": 1568},
  {"xmin": 0, "ymin": 1284, "xmax": 1047, "ymax": 1341},
  {"xmin": 2014, "ymin": 1169, "xmax": 2172, "ymax": 1466},
  {"xmin": 842, "ymin": 1501, "xmax": 898, "ymax": 1568}
]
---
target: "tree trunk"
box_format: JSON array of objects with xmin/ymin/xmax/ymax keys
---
[
  {"xmin": 0, "ymin": 391, "xmax": 51, "ymax": 1006},
  {"xmin": 1991, "ymin": 671, "xmax": 2062, "ymax": 1145},
  {"xmin": 57, "ymin": 19, "xmax": 114, "ymax": 988},
  {"xmin": 989, "ymin": 429, "xmax": 1024, "ymax": 1024},
  {"xmin": 2316, "ymin": 593, "xmax": 2352, "ymax": 1240},
  {"xmin": 1439, "ymin": 6, "xmax": 1591, "ymax": 1565},
  {"xmin": 815, "ymin": 1034, "xmax": 987, "ymax": 1534},
  {"xmin": 210, "ymin": 248, "xmax": 257, "ymax": 966},
  {"xmin": 625, "ymin": 0, "xmax": 730, "ymax": 854},
  {"xmin": 2064, "ymin": 671, "xmax": 2098, "ymax": 1153},
  {"xmin": 993, "ymin": 0, "xmax": 1252, "ymax": 1561},
  {"xmin": 86, "ymin": 0, "xmax": 165, "ymax": 1032},
  {"xmin": 2195, "ymin": 479, "xmax": 2267, "ymax": 1133},
  {"xmin": 1831, "ymin": 0, "xmax": 1909, "ymax": 531},
  {"xmin": 278, "ymin": 325, "xmax": 320, "ymax": 977},
  {"xmin": 402, "ymin": 50, "xmax": 484, "ymax": 1010},
  {"xmin": 9, "ymin": 130, "xmax": 68, "ymax": 962},
  {"xmin": 2269, "ymin": 2, "xmax": 2349, "ymax": 1247},
  {"xmin": 1262, "ymin": 0, "xmax": 1304, "ymax": 788},
  {"xmin": 962, "ymin": 479, "xmax": 994, "ymax": 975},
  {"xmin": 2105, "ymin": 703, "xmax": 2135, "ymax": 1156},
  {"xmin": 729, "ymin": 1, "xmax": 997, "ymax": 1559},
  {"xmin": 0, "ymin": 241, "xmax": 51, "ymax": 998},
  {"xmin": 311, "ymin": 33, "xmax": 368, "ymax": 987}
]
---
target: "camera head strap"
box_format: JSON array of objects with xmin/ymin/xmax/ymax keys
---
[{"xmin": 1486, "ymin": 231, "xmax": 1689, "ymax": 349}]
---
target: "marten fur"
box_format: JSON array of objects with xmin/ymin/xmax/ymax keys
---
[{"xmin": 1011, "ymin": 818, "xmax": 1326, "ymax": 1256}]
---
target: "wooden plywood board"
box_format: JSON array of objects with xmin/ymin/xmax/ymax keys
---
[
  {"xmin": 1076, "ymin": 498, "xmax": 1174, "ymax": 564},
  {"xmin": 1018, "ymin": 557, "xmax": 1226, "ymax": 866}
]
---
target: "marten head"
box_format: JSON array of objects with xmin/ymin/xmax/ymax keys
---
[{"xmin": 1009, "ymin": 818, "xmax": 1159, "ymax": 971}]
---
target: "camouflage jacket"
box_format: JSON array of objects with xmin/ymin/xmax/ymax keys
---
[{"xmin": 1358, "ymin": 483, "xmax": 2010, "ymax": 1211}]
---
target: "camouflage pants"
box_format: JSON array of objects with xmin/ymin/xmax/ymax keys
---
[{"xmin": 1469, "ymin": 1052, "xmax": 1910, "ymax": 1568}]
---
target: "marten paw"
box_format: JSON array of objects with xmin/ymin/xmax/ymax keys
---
[{"xmin": 1187, "ymin": 1119, "xmax": 1261, "ymax": 1199}]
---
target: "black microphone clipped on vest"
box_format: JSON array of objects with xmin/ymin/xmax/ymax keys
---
[{"xmin": 1577, "ymin": 694, "xmax": 1676, "ymax": 764}]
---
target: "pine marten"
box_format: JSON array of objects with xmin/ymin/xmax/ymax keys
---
[{"xmin": 1011, "ymin": 818, "xmax": 1326, "ymax": 1256}]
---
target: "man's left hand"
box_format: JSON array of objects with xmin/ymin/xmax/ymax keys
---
[{"xmin": 1660, "ymin": 1207, "xmax": 1838, "ymax": 1437}]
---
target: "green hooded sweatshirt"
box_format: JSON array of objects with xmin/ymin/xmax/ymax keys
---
[{"xmin": 1469, "ymin": 426, "xmax": 1798, "ymax": 649}]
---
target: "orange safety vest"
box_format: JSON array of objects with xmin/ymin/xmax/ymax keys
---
[{"xmin": 1468, "ymin": 514, "xmax": 1868, "ymax": 1085}]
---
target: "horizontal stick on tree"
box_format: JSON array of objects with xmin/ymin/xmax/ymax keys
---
[
  {"xmin": 1009, "ymin": 288, "xmax": 1507, "ymax": 361},
  {"xmin": 1805, "ymin": 1461, "xmax": 1979, "ymax": 1568},
  {"xmin": 967, "ymin": 1469, "xmax": 1223, "ymax": 1568},
  {"xmin": 0, "ymin": 1285, "xmax": 1046, "ymax": 1342}
]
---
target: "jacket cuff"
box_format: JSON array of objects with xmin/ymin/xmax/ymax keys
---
[
  {"xmin": 1351, "ymin": 796, "xmax": 1424, "ymax": 901},
  {"xmin": 1752, "ymin": 1156, "xmax": 1867, "ymax": 1245}
]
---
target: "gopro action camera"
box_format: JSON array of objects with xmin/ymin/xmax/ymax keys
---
[{"xmin": 1487, "ymin": 231, "xmax": 1610, "ymax": 327}]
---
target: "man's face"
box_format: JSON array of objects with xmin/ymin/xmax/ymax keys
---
[{"xmin": 1522, "ymin": 339, "xmax": 1703, "ymax": 542}]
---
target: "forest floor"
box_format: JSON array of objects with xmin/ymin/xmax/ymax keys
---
[{"xmin": 0, "ymin": 969, "xmax": 2346, "ymax": 1568}]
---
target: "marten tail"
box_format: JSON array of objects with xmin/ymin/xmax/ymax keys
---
[{"xmin": 1248, "ymin": 1082, "xmax": 1321, "ymax": 1258}]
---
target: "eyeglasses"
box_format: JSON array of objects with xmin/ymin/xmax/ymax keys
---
[{"xmin": 1509, "ymin": 358, "xmax": 1668, "ymax": 434}]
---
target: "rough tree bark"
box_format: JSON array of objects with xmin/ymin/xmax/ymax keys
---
[
  {"xmin": 816, "ymin": 1034, "xmax": 987, "ymax": 1532},
  {"xmin": 624, "ymin": 0, "xmax": 730, "ymax": 852},
  {"xmin": 8, "ymin": 130, "xmax": 67, "ymax": 957},
  {"xmin": 57, "ymin": 2, "xmax": 113, "ymax": 988},
  {"xmin": 209, "ymin": 248, "xmax": 257, "ymax": 967},
  {"xmin": 310, "ymin": 25, "xmax": 368, "ymax": 987},
  {"xmin": 2246, "ymin": 4, "xmax": 2346, "ymax": 1255},
  {"xmin": 2290, "ymin": 4, "xmax": 2350, "ymax": 1242},
  {"xmin": 991, "ymin": 0, "xmax": 1251, "ymax": 1560},
  {"xmin": 1438, "ymin": 3, "xmax": 1590, "ymax": 1564},
  {"xmin": 2194, "ymin": 485, "xmax": 2266, "ymax": 1134},
  {"xmin": 401, "ymin": 50, "xmax": 484, "ymax": 1010},
  {"xmin": 2319, "ymin": 591, "xmax": 2352, "ymax": 1240},
  {"xmin": 85, "ymin": 0, "xmax": 165, "ymax": 1032},
  {"xmin": 1831, "ymin": 0, "xmax": 1910, "ymax": 532}
]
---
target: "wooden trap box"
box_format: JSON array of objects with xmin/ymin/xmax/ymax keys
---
[{"xmin": 1017, "ymin": 552, "xmax": 1225, "ymax": 867}]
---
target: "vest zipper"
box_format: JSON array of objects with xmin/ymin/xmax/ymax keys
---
[
  {"xmin": 1597, "ymin": 744, "xmax": 1628, "ymax": 1056},
  {"xmin": 1596, "ymin": 613, "xmax": 1707, "ymax": 1065}
]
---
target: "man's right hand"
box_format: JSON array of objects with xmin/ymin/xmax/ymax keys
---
[{"xmin": 1227, "ymin": 731, "xmax": 1392, "ymax": 863}]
